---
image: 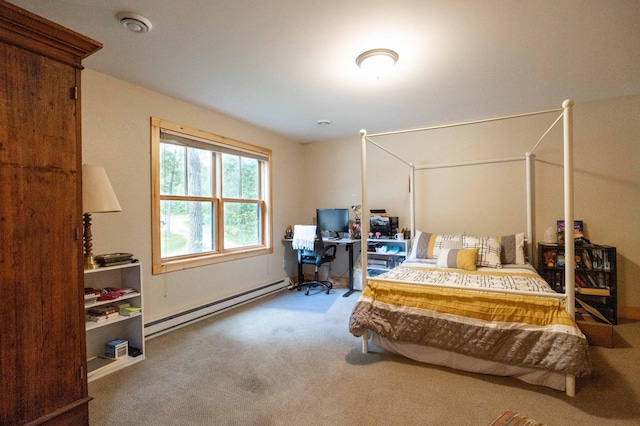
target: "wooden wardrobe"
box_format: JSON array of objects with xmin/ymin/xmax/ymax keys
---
[{"xmin": 0, "ymin": 3, "xmax": 101, "ymax": 425}]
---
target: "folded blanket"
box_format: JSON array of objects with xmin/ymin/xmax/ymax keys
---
[{"xmin": 292, "ymin": 225, "xmax": 316, "ymax": 251}]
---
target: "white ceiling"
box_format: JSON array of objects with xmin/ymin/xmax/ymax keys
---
[{"xmin": 8, "ymin": 0, "xmax": 640, "ymax": 143}]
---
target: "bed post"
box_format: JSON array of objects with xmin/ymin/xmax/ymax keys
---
[
  {"xmin": 562, "ymin": 99, "xmax": 576, "ymax": 397},
  {"xmin": 360, "ymin": 130, "xmax": 369, "ymax": 288},
  {"xmin": 562, "ymin": 99, "xmax": 575, "ymax": 320},
  {"xmin": 361, "ymin": 332, "xmax": 369, "ymax": 353},
  {"xmin": 525, "ymin": 152, "xmax": 535, "ymax": 262},
  {"xmin": 409, "ymin": 164, "xmax": 415, "ymax": 239}
]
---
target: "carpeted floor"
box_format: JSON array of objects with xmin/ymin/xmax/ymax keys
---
[
  {"xmin": 88, "ymin": 288, "xmax": 640, "ymax": 426},
  {"xmin": 260, "ymin": 286, "xmax": 340, "ymax": 313}
]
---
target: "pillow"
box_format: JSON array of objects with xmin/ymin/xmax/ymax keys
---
[
  {"xmin": 408, "ymin": 231, "xmax": 462, "ymax": 260},
  {"xmin": 441, "ymin": 239, "xmax": 463, "ymax": 250},
  {"xmin": 462, "ymin": 235, "xmax": 502, "ymax": 268},
  {"xmin": 497, "ymin": 232, "xmax": 525, "ymax": 264},
  {"xmin": 436, "ymin": 248, "xmax": 478, "ymax": 271}
]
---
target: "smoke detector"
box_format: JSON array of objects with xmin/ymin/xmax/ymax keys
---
[{"xmin": 116, "ymin": 12, "xmax": 152, "ymax": 33}]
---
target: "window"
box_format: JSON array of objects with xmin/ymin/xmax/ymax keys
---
[{"xmin": 151, "ymin": 118, "xmax": 272, "ymax": 274}]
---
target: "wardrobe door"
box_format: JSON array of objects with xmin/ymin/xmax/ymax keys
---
[
  {"xmin": 0, "ymin": 39, "xmax": 87, "ymax": 425},
  {"xmin": 0, "ymin": 4, "xmax": 100, "ymax": 423}
]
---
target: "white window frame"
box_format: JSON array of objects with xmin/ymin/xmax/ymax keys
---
[{"xmin": 151, "ymin": 117, "xmax": 273, "ymax": 274}]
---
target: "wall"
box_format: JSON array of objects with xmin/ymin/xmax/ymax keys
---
[
  {"xmin": 303, "ymin": 95, "xmax": 640, "ymax": 318},
  {"xmin": 82, "ymin": 69, "xmax": 305, "ymax": 323}
]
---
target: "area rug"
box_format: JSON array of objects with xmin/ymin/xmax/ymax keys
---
[
  {"xmin": 489, "ymin": 411, "xmax": 546, "ymax": 426},
  {"xmin": 260, "ymin": 288, "xmax": 341, "ymax": 314}
]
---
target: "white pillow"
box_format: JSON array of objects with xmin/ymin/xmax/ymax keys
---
[
  {"xmin": 462, "ymin": 235, "xmax": 502, "ymax": 268},
  {"xmin": 408, "ymin": 231, "xmax": 462, "ymax": 260}
]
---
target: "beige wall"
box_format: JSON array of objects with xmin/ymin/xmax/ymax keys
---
[
  {"xmin": 302, "ymin": 95, "xmax": 640, "ymax": 318},
  {"xmin": 82, "ymin": 69, "xmax": 305, "ymax": 323},
  {"xmin": 82, "ymin": 70, "xmax": 638, "ymax": 320}
]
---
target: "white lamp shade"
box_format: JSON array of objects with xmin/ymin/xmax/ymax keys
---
[{"xmin": 82, "ymin": 165, "xmax": 122, "ymax": 213}]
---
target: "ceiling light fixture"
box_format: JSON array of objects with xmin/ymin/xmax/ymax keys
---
[
  {"xmin": 355, "ymin": 48, "xmax": 399, "ymax": 78},
  {"xmin": 116, "ymin": 12, "xmax": 152, "ymax": 33},
  {"xmin": 317, "ymin": 119, "xmax": 332, "ymax": 126}
]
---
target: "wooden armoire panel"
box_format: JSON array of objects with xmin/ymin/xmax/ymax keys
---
[{"xmin": 0, "ymin": 3, "xmax": 101, "ymax": 425}]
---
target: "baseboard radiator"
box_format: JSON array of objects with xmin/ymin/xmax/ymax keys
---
[{"xmin": 145, "ymin": 279, "xmax": 287, "ymax": 339}]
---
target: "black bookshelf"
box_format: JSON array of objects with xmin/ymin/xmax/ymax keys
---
[{"xmin": 537, "ymin": 243, "xmax": 617, "ymax": 324}]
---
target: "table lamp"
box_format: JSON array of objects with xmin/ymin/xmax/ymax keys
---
[{"xmin": 82, "ymin": 164, "xmax": 122, "ymax": 269}]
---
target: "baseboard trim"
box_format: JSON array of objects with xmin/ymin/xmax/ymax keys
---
[
  {"xmin": 144, "ymin": 279, "xmax": 287, "ymax": 339},
  {"xmin": 619, "ymin": 306, "xmax": 640, "ymax": 320}
]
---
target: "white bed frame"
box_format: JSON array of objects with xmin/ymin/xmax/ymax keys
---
[{"xmin": 358, "ymin": 99, "xmax": 578, "ymax": 396}]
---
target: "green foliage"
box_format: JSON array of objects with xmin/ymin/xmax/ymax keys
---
[{"xmin": 160, "ymin": 142, "xmax": 263, "ymax": 257}]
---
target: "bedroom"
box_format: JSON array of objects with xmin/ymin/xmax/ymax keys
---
[
  {"xmin": 1, "ymin": 0, "xmax": 639, "ymax": 424},
  {"xmin": 4, "ymin": 0, "xmax": 637, "ymax": 327}
]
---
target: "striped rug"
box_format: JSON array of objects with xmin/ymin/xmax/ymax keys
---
[{"xmin": 489, "ymin": 411, "xmax": 546, "ymax": 426}]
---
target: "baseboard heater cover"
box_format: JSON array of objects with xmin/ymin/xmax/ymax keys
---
[{"xmin": 145, "ymin": 279, "xmax": 286, "ymax": 339}]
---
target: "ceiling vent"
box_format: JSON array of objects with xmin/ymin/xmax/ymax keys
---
[{"xmin": 116, "ymin": 12, "xmax": 152, "ymax": 33}]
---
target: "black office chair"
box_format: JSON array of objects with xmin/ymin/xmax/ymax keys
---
[{"xmin": 296, "ymin": 226, "xmax": 337, "ymax": 295}]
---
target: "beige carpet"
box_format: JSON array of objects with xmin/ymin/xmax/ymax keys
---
[{"xmin": 89, "ymin": 288, "xmax": 640, "ymax": 425}]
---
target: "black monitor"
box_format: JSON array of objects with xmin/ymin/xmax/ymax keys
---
[{"xmin": 316, "ymin": 208, "xmax": 349, "ymax": 238}]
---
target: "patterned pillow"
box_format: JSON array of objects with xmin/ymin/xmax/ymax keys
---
[
  {"xmin": 436, "ymin": 248, "xmax": 478, "ymax": 271},
  {"xmin": 462, "ymin": 235, "xmax": 502, "ymax": 268},
  {"xmin": 497, "ymin": 232, "xmax": 525, "ymax": 264},
  {"xmin": 409, "ymin": 231, "xmax": 462, "ymax": 260}
]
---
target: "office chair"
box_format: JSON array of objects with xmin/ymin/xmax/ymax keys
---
[{"xmin": 294, "ymin": 225, "xmax": 336, "ymax": 295}]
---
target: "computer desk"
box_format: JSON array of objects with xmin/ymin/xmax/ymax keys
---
[{"xmin": 284, "ymin": 238, "xmax": 360, "ymax": 297}]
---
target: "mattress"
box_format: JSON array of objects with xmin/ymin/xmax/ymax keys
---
[{"xmin": 349, "ymin": 263, "xmax": 593, "ymax": 381}]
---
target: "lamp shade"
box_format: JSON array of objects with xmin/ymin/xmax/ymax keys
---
[{"xmin": 82, "ymin": 165, "xmax": 122, "ymax": 213}]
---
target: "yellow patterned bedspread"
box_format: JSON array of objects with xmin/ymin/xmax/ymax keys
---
[{"xmin": 349, "ymin": 266, "xmax": 593, "ymax": 377}]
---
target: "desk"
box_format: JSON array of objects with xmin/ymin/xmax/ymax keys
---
[{"xmin": 284, "ymin": 238, "xmax": 360, "ymax": 297}]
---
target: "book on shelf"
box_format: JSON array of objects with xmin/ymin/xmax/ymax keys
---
[
  {"xmin": 576, "ymin": 286, "xmax": 610, "ymax": 297},
  {"xmin": 86, "ymin": 305, "xmax": 119, "ymax": 322},
  {"xmin": 591, "ymin": 249, "xmax": 604, "ymax": 270},
  {"xmin": 584, "ymin": 273, "xmax": 598, "ymax": 287},
  {"xmin": 556, "ymin": 220, "xmax": 583, "ymax": 244},
  {"xmin": 574, "ymin": 274, "xmax": 588, "ymax": 289},
  {"xmin": 576, "ymin": 270, "xmax": 599, "ymax": 288},
  {"xmin": 580, "ymin": 249, "xmax": 593, "ymax": 269},
  {"xmin": 86, "ymin": 313, "xmax": 120, "ymax": 322},
  {"xmin": 576, "ymin": 298, "xmax": 612, "ymax": 324},
  {"xmin": 84, "ymin": 294, "xmax": 99, "ymax": 304},
  {"xmin": 120, "ymin": 307, "xmax": 141, "ymax": 316}
]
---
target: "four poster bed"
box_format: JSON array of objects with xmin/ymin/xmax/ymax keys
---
[{"xmin": 349, "ymin": 100, "xmax": 593, "ymax": 396}]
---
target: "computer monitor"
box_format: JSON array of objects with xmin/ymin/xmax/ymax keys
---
[{"xmin": 316, "ymin": 208, "xmax": 349, "ymax": 239}]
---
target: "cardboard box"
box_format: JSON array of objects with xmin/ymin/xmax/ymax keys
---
[
  {"xmin": 576, "ymin": 314, "xmax": 613, "ymax": 348},
  {"xmin": 105, "ymin": 339, "xmax": 128, "ymax": 359}
]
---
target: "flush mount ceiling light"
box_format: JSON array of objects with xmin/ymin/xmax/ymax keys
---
[
  {"xmin": 116, "ymin": 12, "xmax": 152, "ymax": 33},
  {"xmin": 355, "ymin": 48, "xmax": 399, "ymax": 78},
  {"xmin": 317, "ymin": 119, "xmax": 332, "ymax": 126}
]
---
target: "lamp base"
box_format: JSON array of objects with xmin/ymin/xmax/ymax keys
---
[
  {"xmin": 83, "ymin": 212, "xmax": 99, "ymax": 269},
  {"xmin": 84, "ymin": 254, "xmax": 99, "ymax": 270}
]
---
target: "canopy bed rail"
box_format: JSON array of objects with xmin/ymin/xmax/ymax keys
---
[{"xmin": 356, "ymin": 99, "xmax": 580, "ymax": 396}]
